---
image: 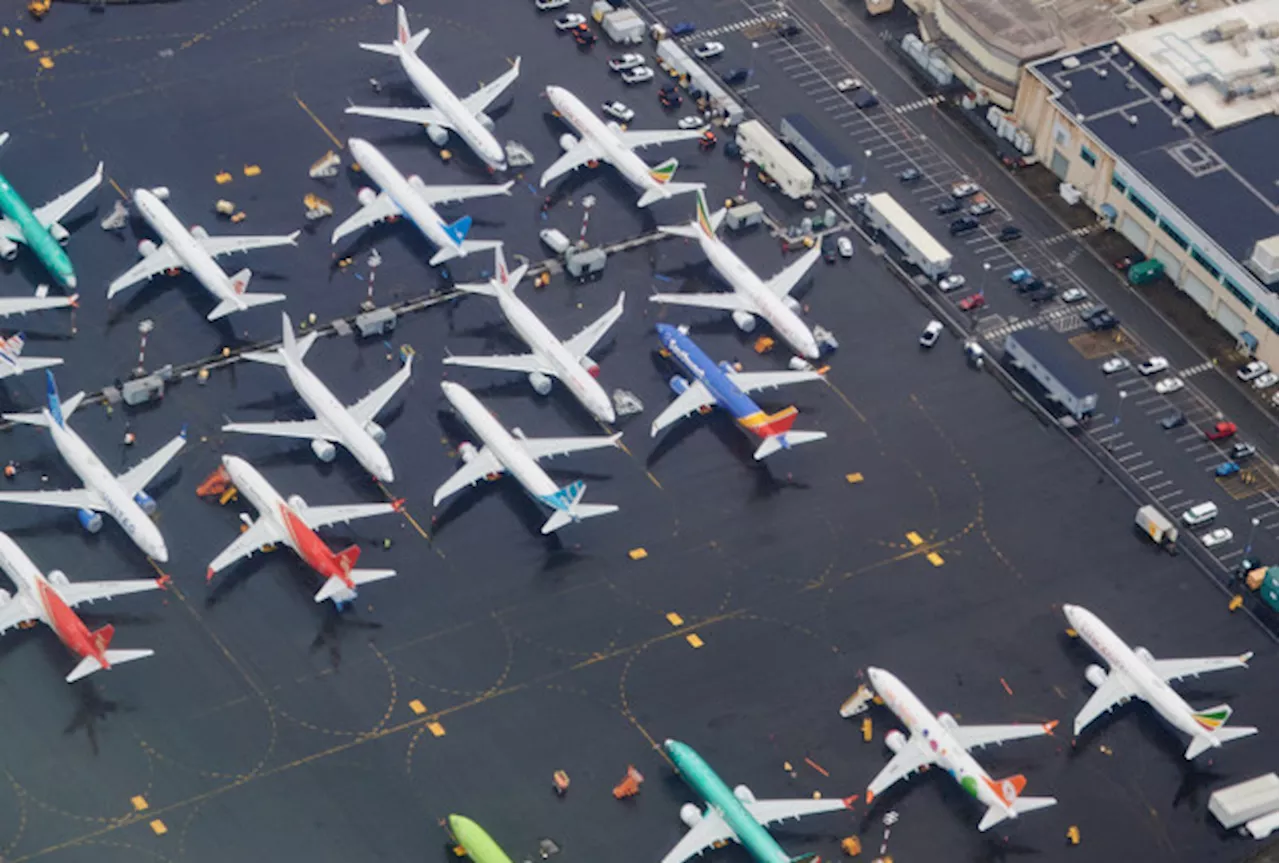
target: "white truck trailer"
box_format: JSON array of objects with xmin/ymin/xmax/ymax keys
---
[
  {"xmin": 734, "ymin": 120, "xmax": 814, "ymax": 200},
  {"xmin": 1135, "ymin": 505, "xmax": 1178, "ymax": 547},
  {"xmin": 861, "ymin": 192, "xmax": 952, "ymax": 279},
  {"xmin": 1209, "ymin": 774, "xmax": 1278, "ymax": 836}
]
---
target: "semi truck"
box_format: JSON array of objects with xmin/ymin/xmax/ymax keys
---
[
  {"xmin": 1135, "ymin": 505, "xmax": 1178, "ymax": 548},
  {"xmin": 734, "ymin": 121, "xmax": 814, "ymax": 200}
]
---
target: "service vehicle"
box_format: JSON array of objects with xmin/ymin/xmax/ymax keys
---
[
  {"xmin": 1060, "ymin": 287, "xmax": 1087, "ymax": 303},
  {"xmin": 821, "ymin": 236, "xmax": 838, "ymax": 264},
  {"xmin": 535, "ymin": 0, "xmax": 570, "ymax": 10},
  {"xmin": 602, "ymin": 101, "xmax": 635, "ymax": 122},
  {"xmin": 1154, "ymin": 377, "xmax": 1184, "ymax": 395},
  {"xmin": 621, "ymin": 66, "xmax": 654, "ymax": 84},
  {"xmin": 671, "ymin": 21, "xmax": 697, "ymax": 36},
  {"xmin": 968, "ymin": 200, "xmax": 994, "ymax": 217},
  {"xmin": 854, "ymin": 91, "xmax": 879, "ymax": 109},
  {"xmin": 949, "ymin": 216, "xmax": 979, "ymax": 235},
  {"xmin": 1137, "ymin": 356, "xmax": 1169, "ymax": 376},
  {"xmin": 998, "ymin": 225, "xmax": 1022, "ymax": 241},
  {"xmin": 1230, "ymin": 442, "xmax": 1256, "ymax": 460},
  {"xmin": 1135, "ymin": 505, "xmax": 1178, "ymax": 547},
  {"xmin": 1215, "ymin": 461, "xmax": 1241, "ymax": 477},
  {"xmin": 693, "ymin": 41, "xmax": 724, "ymax": 59},
  {"xmin": 723, "ymin": 67, "xmax": 750, "ymax": 85},
  {"xmin": 1181, "ymin": 502, "xmax": 1218, "ymax": 526},
  {"xmin": 1100, "ymin": 356, "xmax": 1130, "ymax": 374},
  {"xmin": 676, "ymin": 116, "xmax": 705, "ymax": 130},
  {"xmin": 555, "ymin": 13, "xmax": 586, "ymax": 29},
  {"xmin": 1007, "ymin": 267, "xmax": 1032, "ymax": 284},
  {"xmin": 919, "ymin": 320, "xmax": 943, "ymax": 348},
  {"xmin": 1201, "ymin": 527, "xmax": 1233, "ymax": 548},
  {"xmin": 935, "ymin": 199, "xmax": 961, "ymax": 214},
  {"xmin": 609, "ymin": 53, "xmax": 646, "ymax": 72},
  {"xmin": 1253, "ymin": 372, "xmax": 1278, "ymax": 390},
  {"xmin": 898, "ymin": 167, "xmax": 921, "ymax": 182},
  {"xmin": 938, "ymin": 273, "xmax": 966, "ymax": 292}
]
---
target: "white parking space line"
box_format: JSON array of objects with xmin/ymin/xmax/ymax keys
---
[
  {"xmin": 1248, "ymin": 499, "xmax": 1276, "ymax": 510},
  {"xmin": 1174, "ymin": 432, "xmax": 1201, "ymax": 443},
  {"xmin": 1183, "ymin": 443, "xmax": 1208, "ymax": 454},
  {"xmin": 1157, "ymin": 490, "xmax": 1186, "ymax": 502},
  {"xmin": 1148, "ymin": 480, "xmax": 1173, "ymax": 490},
  {"xmin": 1195, "ymin": 452, "xmax": 1224, "ymax": 463},
  {"xmin": 1117, "ymin": 451, "xmax": 1146, "ymax": 463},
  {"xmin": 1129, "ymin": 462, "xmax": 1155, "ymax": 473},
  {"xmin": 1110, "ymin": 441, "xmax": 1134, "ymax": 452},
  {"xmin": 1218, "ymin": 549, "xmax": 1244, "ymax": 562}
]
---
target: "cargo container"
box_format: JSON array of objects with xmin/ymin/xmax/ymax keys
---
[
  {"xmin": 1135, "ymin": 505, "xmax": 1178, "ymax": 547},
  {"xmin": 1209, "ymin": 774, "xmax": 1278, "ymax": 831},
  {"xmin": 1127, "ymin": 258, "xmax": 1165, "ymax": 285},
  {"xmin": 602, "ymin": 8, "xmax": 645, "ymax": 44},
  {"xmin": 779, "ymin": 114, "xmax": 853, "ymax": 187},
  {"xmin": 733, "ymin": 121, "xmax": 814, "ymax": 199},
  {"xmin": 1004, "ymin": 329, "xmax": 1099, "ymax": 419},
  {"xmin": 725, "ymin": 202, "xmax": 763, "ymax": 231},
  {"xmin": 860, "ymin": 192, "xmax": 952, "ymax": 279}
]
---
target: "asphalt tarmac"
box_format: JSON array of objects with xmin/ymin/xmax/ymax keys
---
[{"xmin": 0, "ymin": 2, "xmax": 1274, "ymax": 862}]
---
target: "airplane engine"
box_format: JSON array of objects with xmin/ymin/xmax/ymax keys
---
[
  {"xmin": 578, "ymin": 355, "xmax": 600, "ymax": 377},
  {"xmin": 559, "ymin": 133, "xmax": 579, "ymax": 153},
  {"xmin": 77, "ymin": 508, "xmax": 103, "ymax": 534},
  {"xmin": 731, "ymin": 310, "xmax": 756, "ymax": 333},
  {"xmin": 1084, "ymin": 664, "xmax": 1108, "ymax": 689},
  {"xmin": 287, "ymin": 494, "xmax": 307, "ymax": 511},
  {"xmin": 364, "ymin": 420, "xmax": 386, "ymax": 444},
  {"xmin": 137, "ymin": 239, "xmax": 158, "ymax": 257},
  {"xmin": 133, "ymin": 491, "xmax": 157, "ymax": 515},
  {"xmin": 48, "ymin": 570, "xmax": 70, "ymax": 587},
  {"xmin": 357, "ymin": 187, "xmax": 379, "ymax": 207},
  {"xmin": 528, "ymin": 371, "xmax": 553, "ymax": 396},
  {"xmin": 0, "ymin": 237, "xmax": 17, "ymax": 260},
  {"xmin": 937, "ymin": 712, "xmax": 958, "ymax": 730},
  {"xmin": 475, "ymin": 111, "xmax": 494, "ymax": 131},
  {"xmin": 458, "ymin": 441, "xmax": 478, "ymax": 463},
  {"xmin": 885, "ymin": 729, "xmax": 906, "ymax": 753},
  {"xmin": 191, "ymin": 225, "xmax": 209, "ymax": 240},
  {"xmin": 425, "ymin": 124, "xmax": 450, "ymax": 147},
  {"xmin": 310, "ymin": 439, "xmax": 337, "ymax": 463},
  {"xmin": 679, "ymin": 803, "xmax": 702, "ymax": 828},
  {"xmin": 718, "ymin": 361, "xmax": 737, "ymax": 376},
  {"xmin": 668, "ymin": 375, "xmax": 689, "ymax": 395},
  {"xmin": 783, "ymin": 295, "xmax": 801, "ymax": 312},
  {"xmin": 149, "ymin": 186, "xmax": 170, "ymax": 201},
  {"xmin": 1135, "ymin": 646, "xmax": 1154, "ymax": 664},
  {"xmin": 50, "ymin": 222, "xmax": 70, "ymax": 245},
  {"xmin": 732, "ymin": 785, "xmax": 756, "ymax": 804},
  {"xmin": 0, "ymin": 588, "xmax": 10, "ymax": 606}
]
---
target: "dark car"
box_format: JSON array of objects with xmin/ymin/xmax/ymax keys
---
[
  {"xmin": 854, "ymin": 91, "xmax": 879, "ymax": 110},
  {"xmin": 1016, "ymin": 278, "xmax": 1045, "ymax": 294},
  {"xmin": 724, "ymin": 141, "xmax": 742, "ymax": 159},
  {"xmin": 1159, "ymin": 412, "xmax": 1187, "ymax": 430},
  {"xmin": 935, "ymin": 199, "xmax": 961, "ymax": 215},
  {"xmin": 821, "ymin": 235, "xmax": 838, "ymax": 264},
  {"xmin": 949, "ymin": 216, "xmax": 980, "ymax": 235},
  {"xmin": 999, "ymin": 225, "xmax": 1022, "ymax": 241},
  {"xmin": 1087, "ymin": 311, "xmax": 1120, "ymax": 331},
  {"xmin": 723, "ymin": 67, "xmax": 750, "ymax": 85},
  {"xmin": 1114, "ymin": 253, "xmax": 1145, "ymax": 270},
  {"xmin": 776, "ymin": 21, "xmax": 800, "ymax": 37},
  {"xmin": 898, "ymin": 167, "xmax": 921, "ymax": 183},
  {"xmin": 671, "ymin": 21, "xmax": 697, "ymax": 36},
  {"xmin": 1027, "ymin": 285, "xmax": 1057, "ymax": 304}
]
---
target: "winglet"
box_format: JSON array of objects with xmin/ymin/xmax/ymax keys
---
[
  {"xmin": 391, "ymin": 497, "xmax": 406, "ymax": 512},
  {"xmin": 68, "ymin": 293, "xmax": 80, "ymax": 309},
  {"xmin": 841, "ymin": 794, "xmax": 859, "ymax": 809},
  {"xmin": 45, "ymin": 369, "xmax": 64, "ymax": 428},
  {"xmin": 155, "ymin": 574, "xmax": 172, "ymax": 589},
  {"xmin": 1240, "ymin": 651, "xmax": 1254, "ymax": 665},
  {"xmin": 206, "ymin": 567, "xmax": 216, "ymax": 583}
]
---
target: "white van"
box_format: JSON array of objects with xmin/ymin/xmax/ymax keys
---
[{"xmin": 1181, "ymin": 502, "xmax": 1218, "ymax": 526}]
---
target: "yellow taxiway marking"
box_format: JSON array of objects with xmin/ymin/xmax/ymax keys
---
[
  {"xmin": 845, "ymin": 472, "xmax": 863, "ymax": 484},
  {"xmin": 426, "ymin": 722, "xmax": 446, "ymax": 737},
  {"xmin": 905, "ymin": 531, "xmax": 923, "ymax": 547},
  {"xmin": 130, "ymin": 796, "xmax": 149, "ymax": 812},
  {"xmin": 686, "ymin": 634, "xmax": 704, "ymax": 648},
  {"xmin": 108, "ymin": 177, "xmax": 128, "ymax": 199},
  {"xmin": 408, "ymin": 699, "xmax": 427, "ymax": 715},
  {"xmin": 294, "ymin": 94, "xmax": 344, "ymax": 151},
  {"xmin": 148, "ymin": 820, "xmax": 167, "ymax": 836},
  {"xmin": 628, "ymin": 548, "xmax": 648, "ymax": 560},
  {"xmin": 665, "ymin": 612, "xmax": 684, "ymax": 627},
  {"xmin": 926, "ymin": 552, "xmax": 945, "ymax": 567}
]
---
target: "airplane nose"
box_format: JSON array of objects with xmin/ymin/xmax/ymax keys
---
[{"xmin": 150, "ymin": 543, "xmax": 170, "ymax": 564}]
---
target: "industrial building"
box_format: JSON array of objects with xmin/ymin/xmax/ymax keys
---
[
  {"xmin": 734, "ymin": 121, "xmax": 815, "ymax": 200},
  {"xmin": 1004, "ymin": 328, "xmax": 1099, "ymax": 419},
  {"xmin": 1013, "ymin": 0, "xmax": 1279, "ymax": 362},
  {"xmin": 779, "ymin": 114, "xmax": 854, "ymax": 187}
]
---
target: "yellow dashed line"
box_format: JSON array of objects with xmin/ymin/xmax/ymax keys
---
[{"xmin": 294, "ymin": 94, "xmax": 344, "ymax": 150}]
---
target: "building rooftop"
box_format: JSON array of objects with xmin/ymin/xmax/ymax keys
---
[
  {"xmin": 939, "ymin": 0, "xmax": 1064, "ymax": 62},
  {"xmin": 1007, "ymin": 327, "xmax": 1098, "ymax": 401},
  {"xmin": 781, "ymin": 114, "xmax": 853, "ymax": 167}
]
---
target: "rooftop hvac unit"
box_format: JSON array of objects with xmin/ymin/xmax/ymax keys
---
[
  {"xmin": 1062, "ymin": 56, "xmax": 1080, "ymax": 69},
  {"xmin": 1127, "ymin": 114, "xmax": 1138, "ymax": 125},
  {"xmin": 1207, "ymin": 18, "xmax": 1250, "ymax": 43},
  {"xmin": 1180, "ymin": 105, "xmax": 1196, "ymax": 120},
  {"xmin": 1248, "ymin": 237, "xmax": 1278, "ymax": 286},
  {"xmin": 1160, "ymin": 87, "xmax": 1174, "ymax": 101}
]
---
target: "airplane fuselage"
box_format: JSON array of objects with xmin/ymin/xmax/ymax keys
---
[
  {"xmin": 397, "ymin": 44, "xmax": 506, "ymax": 170},
  {"xmin": 0, "ymin": 173, "xmax": 76, "ymax": 288},
  {"xmin": 46, "ymin": 414, "xmax": 169, "ymax": 561},
  {"xmin": 349, "ymin": 138, "xmax": 456, "ymax": 255},
  {"xmin": 283, "ymin": 356, "xmax": 395, "ymax": 482},
  {"xmin": 0, "ymin": 532, "xmax": 100, "ymax": 664},
  {"xmin": 546, "ymin": 86, "xmax": 663, "ymax": 198},
  {"xmin": 131, "ymin": 189, "xmax": 242, "ymax": 309},
  {"xmin": 443, "ymin": 381, "xmax": 559, "ymax": 500},
  {"xmin": 658, "ymin": 325, "xmax": 773, "ymax": 437}
]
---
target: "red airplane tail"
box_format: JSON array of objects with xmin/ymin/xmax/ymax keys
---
[
  {"xmin": 988, "ymin": 774, "xmax": 1027, "ymax": 806},
  {"xmin": 335, "ymin": 545, "xmax": 361, "ymax": 575},
  {"xmin": 91, "ymin": 624, "xmax": 115, "ymax": 653},
  {"xmin": 756, "ymin": 406, "xmax": 799, "ymax": 438}
]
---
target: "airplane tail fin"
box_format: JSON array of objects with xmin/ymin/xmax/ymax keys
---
[
  {"xmin": 65, "ymin": 625, "xmax": 154, "ymax": 682},
  {"xmin": 649, "ymin": 157, "xmax": 679, "ymax": 185},
  {"xmin": 46, "ymin": 369, "xmax": 64, "ymax": 428},
  {"xmin": 757, "ymin": 406, "xmax": 799, "ymax": 437},
  {"xmin": 452, "ymin": 245, "xmax": 526, "ymax": 296},
  {"xmin": 242, "ymin": 312, "xmax": 317, "ymax": 366},
  {"xmin": 1190, "ymin": 703, "xmax": 1232, "ymax": 733},
  {"xmin": 207, "ymin": 270, "xmax": 286, "ymax": 320},
  {"xmin": 0, "ymin": 132, "xmax": 9, "ymax": 150},
  {"xmin": 539, "ymin": 480, "xmax": 618, "ymax": 533},
  {"xmin": 1185, "ymin": 706, "xmax": 1257, "ymax": 759},
  {"xmin": 358, "ymin": 5, "xmax": 429, "ymax": 55},
  {"xmin": 444, "ymin": 215, "xmax": 472, "ymax": 244},
  {"xmin": 336, "ymin": 544, "xmax": 361, "ymax": 574}
]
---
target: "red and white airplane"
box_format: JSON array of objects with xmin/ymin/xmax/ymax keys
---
[
  {"xmin": 0, "ymin": 530, "xmax": 166, "ymax": 683},
  {"xmin": 207, "ymin": 456, "xmax": 403, "ymax": 605}
]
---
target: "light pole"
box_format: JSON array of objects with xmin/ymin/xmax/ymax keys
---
[
  {"xmin": 1113, "ymin": 389, "xmax": 1128, "ymax": 426},
  {"xmin": 1245, "ymin": 517, "xmax": 1261, "ymax": 558},
  {"xmin": 859, "ymin": 149, "xmax": 871, "ymax": 186},
  {"xmin": 749, "ymin": 42, "xmax": 759, "ymax": 83},
  {"xmin": 980, "ymin": 262, "xmax": 991, "ymax": 298}
]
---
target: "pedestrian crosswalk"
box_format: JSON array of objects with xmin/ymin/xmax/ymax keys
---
[
  {"xmin": 1178, "ymin": 360, "xmax": 1214, "ymax": 378},
  {"xmin": 893, "ymin": 95, "xmax": 944, "ymax": 114},
  {"xmin": 979, "ymin": 305, "xmax": 1081, "ymax": 342},
  {"xmin": 1041, "ymin": 226, "xmax": 1095, "ymax": 245},
  {"xmin": 681, "ymin": 12, "xmax": 790, "ymax": 42}
]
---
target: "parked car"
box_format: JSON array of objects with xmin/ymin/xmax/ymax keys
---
[
  {"xmin": 1015, "ymin": 278, "xmax": 1046, "ymax": 295},
  {"xmin": 998, "ymin": 225, "xmax": 1022, "ymax": 241},
  {"xmin": 670, "ymin": 21, "xmax": 697, "ymax": 36},
  {"xmin": 1237, "ymin": 360, "xmax": 1269, "ymax": 381},
  {"xmin": 1230, "ymin": 442, "xmax": 1256, "ymax": 460},
  {"xmin": 821, "ymin": 236, "xmax": 838, "ymax": 264},
  {"xmin": 1201, "ymin": 527, "xmax": 1234, "ymax": 548},
  {"xmin": 898, "ymin": 167, "xmax": 921, "ymax": 182},
  {"xmin": 1154, "ymin": 376, "xmax": 1184, "ymax": 395},
  {"xmin": 1206, "ymin": 421, "xmax": 1238, "ymax": 441},
  {"xmin": 968, "ymin": 200, "xmax": 995, "ymax": 217},
  {"xmin": 621, "ymin": 67, "xmax": 655, "ymax": 84},
  {"xmin": 1182, "ymin": 501, "xmax": 1218, "ymax": 526},
  {"xmin": 602, "ymin": 101, "xmax": 635, "ymax": 122},
  {"xmin": 949, "ymin": 216, "xmax": 980, "ymax": 235},
  {"xmin": 837, "ymin": 236, "xmax": 853, "ymax": 258},
  {"xmin": 555, "ymin": 13, "xmax": 586, "ymax": 29},
  {"xmin": 846, "ymin": 192, "xmax": 866, "ymax": 209},
  {"xmin": 958, "ymin": 293, "xmax": 986, "ymax": 312},
  {"xmin": 1114, "ymin": 253, "xmax": 1144, "ymax": 270},
  {"xmin": 935, "ymin": 199, "xmax": 961, "ymax": 215},
  {"xmin": 938, "ymin": 273, "xmax": 966, "ymax": 292},
  {"xmin": 1060, "ymin": 287, "xmax": 1087, "ymax": 303},
  {"xmin": 951, "ymin": 181, "xmax": 980, "ymax": 198},
  {"xmin": 1215, "ymin": 461, "xmax": 1241, "ymax": 477},
  {"xmin": 693, "ymin": 41, "xmax": 724, "ymax": 59},
  {"xmin": 1086, "ymin": 310, "xmax": 1119, "ymax": 331},
  {"xmin": 1101, "ymin": 356, "xmax": 1130, "ymax": 374},
  {"xmin": 1027, "ymin": 286, "xmax": 1056, "ymax": 304},
  {"xmin": 723, "ymin": 67, "xmax": 750, "ymax": 85},
  {"xmin": 609, "ymin": 53, "xmax": 646, "ymax": 72},
  {"xmin": 836, "ymin": 77, "xmax": 863, "ymax": 92},
  {"xmin": 1159, "ymin": 412, "xmax": 1186, "ymax": 430},
  {"xmin": 919, "ymin": 320, "xmax": 944, "ymax": 348},
  {"xmin": 535, "ymin": 0, "xmax": 570, "ymax": 9},
  {"xmin": 676, "ymin": 115, "xmax": 705, "ymax": 130},
  {"xmin": 1137, "ymin": 356, "xmax": 1169, "ymax": 376},
  {"xmin": 854, "ymin": 91, "xmax": 879, "ymax": 109},
  {"xmin": 1253, "ymin": 372, "xmax": 1278, "ymax": 390},
  {"xmin": 776, "ymin": 21, "xmax": 800, "ymax": 37},
  {"xmin": 1007, "ymin": 267, "xmax": 1032, "ymax": 284}
]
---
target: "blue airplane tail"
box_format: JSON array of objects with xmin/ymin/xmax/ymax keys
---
[
  {"xmin": 443, "ymin": 215, "xmax": 472, "ymax": 245},
  {"xmin": 45, "ymin": 370, "xmax": 64, "ymax": 427},
  {"xmin": 541, "ymin": 479, "xmax": 586, "ymax": 512}
]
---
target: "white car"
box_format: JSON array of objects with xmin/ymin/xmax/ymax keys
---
[
  {"xmin": 676, "ymin": 115, "xmax": 706, "ymax": 130},
  {"xmin": 1100, "ymin": 356, "xmax": 1130, "ymax": 375},
  {"xmin": 621, "ymin": 66, "xmax": 655, "ymax": 85},
  {"xmin": 938, "ymin": 274, "xmax": 966, "ymax": 292},
  {"xmin": 1137, "ymin": 356, "xmax": 1169, "ymax": 376},
  {"xmin": 1154, "ymin": 376, "xmax": 1184, "ymax": 395},
  {"xmin": 535, "ymin": 0, "xmax": 570, "ymax": 10},
  {"xmin": 693, "ymin": 41, "xmax": 724, "ymax": 59},
  {"xmin": 951, "ymin": 182, "xmax": 980, "ymax": 198},
  {"xmin": 1201, "ymin": 527, "xmax": 1234, "ymax": 548},
  {"xmin": 1237, "ymin": 360, "xmax": 1269, "ymax": 381},
  {"xmin": 1252, "ymin": 372, "xmax": 1278, "ymax": 390},
  {"xmin": 609, "ymin": 53, "xmax": 646, "ymax": 72},
  {"xmin": 602, "ymin": 100, "xmax": 635, "ymax": 122},
  {"xmin": 836, "ymin": 77, "xmax": 862, "ymax": 92},
  {"xmin": 1060, "ymin": 287, "xmax": 1087, "ymax": 303},
  {"xmin": 837, "ymin": 236, "xmax": 853, "ymax": 258},
  {"xmin": 555, "ymin": 12, "xmax": 586, "ymax": 29},
  {"xmin": 919, "ymin": 320, "xmax": 943, "ymax": 348},
  {"xmin": 846, "ymin": 192, "xmax": 866, "ymax": 209}
]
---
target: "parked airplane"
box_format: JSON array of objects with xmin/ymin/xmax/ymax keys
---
[
  {"xmin": 660, "ymin": 739, "xmax": 851, "ymax": 863},
  {"xmin": 223, "ymin": 313, "xmax": 413, "ymax": 483},
  {"xmin": 331, "ymin": 138, "xmax": 512, "ymax": 266},
  {"xmin": 107, "ymin": 188, "xmax": 299, "ymax": 321},
  {"xmin": 0, "ymin": 287, "xmax": 79, "ymax": 320},
  {"xmin": 446, "ymin": 815, "xmax": 514, "ymax": 863},
  {"xmin": 0, "ymin": 332, "xmax": 62, "ymax": 380},
  {"xmin": 0, "ymin": 372, "xmax": 185, "ymax": 561},
  {"xmin": 866, "ymin": 666, "xmax": 1057, "ymax": 832},
  {"xmin": 1063, "ymin": 604, "xmax": 1257, "ymax": 760},
  {"xmin": 445, "ymin": 246, "xmax": 623, "ymax": 423},
  {"xmin": 0, "ymin": 531, "xmax": 165, "ymax": 682},
  {"xmin": 346, "ymin": 6, "xmax": 519, "ymax": 171},
  {"xmin": 433, "ymin": 381, "xmax": 621, "ymax": 534},
  {"xmin": 0, "ymin": 132, "xmax": 103, "ymax": 289},
  {"xmin": 541, "ymin": 85, "xmax": 704, "ymax": 208},
  {"xmin": 650, "ymin": 191, "xmax": 822, "ymax": 359},
  {"xmin": 652, "ymin": 323, "xmax": 825, "ymax": 460},
  {"xmin": 207, "ymin": 456, "xmax": 402, "ymax": 604}
]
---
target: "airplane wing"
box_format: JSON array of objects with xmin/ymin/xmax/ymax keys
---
[
  {"xmin": 32, "ymin": 162, "xmax": 104, "ymax": 229},
  {"xmin": 198, "ymin": 232, "xmax": 299, "ymax": 258},
  {"xmin": 115, "ymin": 432, "xmax": 186, "ymax": 496},
  {"xmin": 726, "ymin": 369, "xmax": 823, "ymax": 395},
  {"xmin": 331, "ymin": 192, "xmax": 402, "ymax": 245},
  {"xmin": 651, "ymin": 381, "xmax": 717, "ymax": 436},
  {"xmin": 659, "ymin": 806, "xmax": 736, "ymax": 863},
  {"xmin": 517, "ymin": 433, "xmax": 622, "ymax": 461},
  {"xmin": 540, "ymin": 139, "xmax": 606, "ymax": 187},
  {"xmin": 57, "ymin": 577, "xmax": 164, "ymax": 608},
  {"xmin": 345, "ymin": 104, "xmax": 449, "ymax": 128},
  {"xmin": 743, "ymin": 796, "xmax": 848, "ymax": 827},
  {"xmin": 0, "ymin": 488, "xmax": 103, "ymax": 511},
  {"xmin": 1073, "ymin": 669, "xmax": 1138, "ymax": 734},
  {"xmin": 649, "ymin": 292, "xmax": 756, "ymax": 313},
  {"xmin": 0, "ymin": 356, "xmax": 63, "ymax": 379},
  {"xmin": 222, "ymin": 418, "xmax": 339, "ymax": 442},
  {"xmin": 951, "ymin": 722, "xmax": 1056, "ymax": 751},
  {"xmin": 108, "ymin": 244, "xmax": 185, "ymax": 294},
  {"xmin": 765, "ymin": 245, "xmax": 823, "ymax": 299},
  {"xmin": 415, "ymin": 180, "xmax": 514, "ymax": 208},
  {"xmin": 208, "ymin": 517, "xmax": 284, "ymax": 576},
  {"xmin": 867, "ymin": 735, "xmax": 938, "ymax": 800},
  {"xmin": 298, "ymin": 501, "xmax": 398, "ymax": 532},
  {"xmin": 347, "ymin": 357, "xmax": 414, "ymax": 426},
  {"xmin": 0, "ymin": 591, "xmax": 42, "ymax": 634},
  {"xmin": 432, "ymin": 447, "xmax": 506, "ymax": 506},
  {"xmin": 615, "ymin": 128, "xmax": 706, "ymax": 150},
  {"xmin": 442, "ymin": 353, "xmax": 553, "ymax": 375},
  {"xmin": 460, "ymin": 57, "xmax": 521, "ymax": 115},
  {"xmin": 0, "ymin": 291, "xmax": 78, "ymax": 318},
  {"xmin": 1148, "ymin": 653, "xmax": 1253, "ymax": 684},
  {"xmin": 563, "ymin": 292, "xmax": 625, "ymax": 359}
]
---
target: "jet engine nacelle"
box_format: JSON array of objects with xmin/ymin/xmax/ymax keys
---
[
  {"xmin": 732, "ymin": 785, "xmax": 756, "ymax": 804},
  {"xmin": 149, "ymin": 186, "xmax": 171, "ymax": 201},
  {"xmin": 133, "ymin": 491, "xmax": 157, "ymax": 515},
  {"xmin": 364, "ymin": 420, "xmax": 386, "ymax": 444},
  {"xmin": 458, "ymin": 441, "xmax": 478, "ymax": 463},
  {"xmin": 1135, "ymin": 646, "xmax": 1154, "ymax": 664},
  {"xmin": 357, "ymin": 187, "xmax": 378, "ymax": 207},
  {"xmin": 310, "ymin": 438, "xmax": 337, "ymax": 463},
  {"xmin": 48, "ymin": 570, "xmax": 70, "ymax": 587},
  {"xmin": 783, "ymin": 295, "xmax": 801, "ymax": 313},
  {"xmin": 191, "ymin": 225, "xmax": 209, "ymax": 240},
  {"xmin": 0, "ymin": 588, "xmax": 10, "ymax": 606},
  {"xmin": 425, "ymin": 124, "xmax": 450, "ymax": 147},
  {"xmin": 669, "ymin": 375, "xmax": 689, "ymax": 395},
  {"xmin": 885, "ymin": 729, "xmax": 906, "ymax": 753},
  {"xmin": 1085, "ymin": 664, "xmax": 1108, "ymax": 689},
  {"xmin": 731, "ymin": 310, "xmax": 756, "ymax": 333},
  {"xmin": 679, "ymin": 803, "xmax": 702, "ymax": 828},
  {"xmin": 77, "ymin": 508, "xmax": 103, "ymax": 534},
  {"xmin": 476, "ymin": 111, "xmax": 494, "ymax": 131},
  {"xmin": 0, "ymin": 237, "xmax": 18, "ymax": 260},
  {"xmin": 528, "ymin": 371, "xmax": 553, "ymax": 396},
  {"xmin": 287, "ymin": 494, "xmax": 307, "ymax": 511},
  {"xmin": 937, "ymin": 711, "xmax": 958, "ymax": 730},
  {"xmin": 138, "ymin": 239, "xmax": 158, "ymax": 257},
  {"xmin": 559, "ymin": 133, "xmax": 579, "ymax": 153},
  {"xmin": 49, "ymin": 222, "xmax": 70, "ymax": 245}
]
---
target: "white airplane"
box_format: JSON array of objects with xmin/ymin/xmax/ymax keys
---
[
  {"xmin": 0, "ymin": 332, "xmax": 62, "ymax": 379},
  {"xmin": 541, "ymin": 85, "xmax": 705, "ymax": 208},
  {"xmin": 433, "ymin": 381, "xmax": 621, "ymax": 534},
  {"xmin": 650, "ymin": 191, "xmax": 822, "ymax": 360},
  {"xmin": 1063, "ymin": 604, "xmax": 1257, "ymax": 760},
  {"xmin": 0, "ymin": 287, "xmax": 79, "ymax": 319},
  {"xmin": 444, "ymin": 246, "xmax": 624, "ymax": 423},
  {"xmin": 865, "ymin": 666, "xmax": 1058, "ymax": 833},
  {"xmin": 345, "ymin": 6, "xmax": 519, "ymax": 171},
  {"xmin": 0, "ymin": 371, "xmax": 185, "ymax": 562},
  {"xmin": 223, "ymin": 313, "xmax": 413, "ymax": 483},
  {"xmin": 0, "ymin": 531, "xmax": 165, "ymax": 683},
  {"xmin": 107, "ymin": 188, "xmax": 300, "ymax": 321},
  {"xmin": 331, "ymin": 138, "xmax": 512, "ymax": 267},
  {"xmin": 208, "ymin": 456, "xmax": 402, "ymax": 605}
]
